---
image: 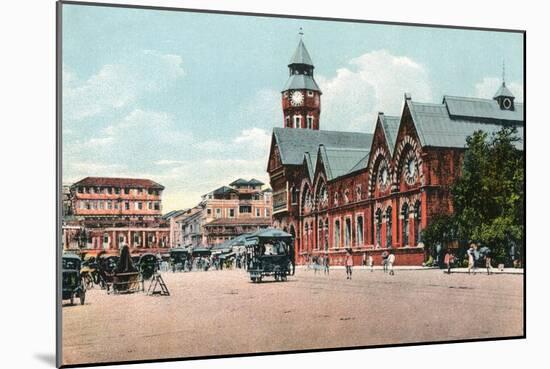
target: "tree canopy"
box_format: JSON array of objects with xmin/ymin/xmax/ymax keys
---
[{"xmin": 423, "ymin": 126, "xmax": 524, "ymax": 262}]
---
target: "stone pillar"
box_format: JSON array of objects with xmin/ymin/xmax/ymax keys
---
[
  {"xmin": 142, "ymin": 231, "xmax": 146, "ymax": 248},
  {"xmin": 127, "ymin": 230, "xmax": 130, "ymax": 249},
  {"xmin": 409, "ymin": 213, "xmax": 416, "ymax": 247},
  {"xmin": 392, "ymin": 197, "xmax": 398, "ymax": 247},
  {"xmin": 155, "ymin": 231, "xmax": 159, "ymax": 249},
  {"xmin": 421, "ymin": 190, "xmax": 428, "ymax": 228}
]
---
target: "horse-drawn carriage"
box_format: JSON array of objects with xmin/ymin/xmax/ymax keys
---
[
  {"xmin": 62, "ymin": 254, "xmax": 86, "ymax": 305},
  {"xmin": 244, "ymin": 229, "xmax": 295, "ymax": 283},
  {"xmin": 169, "ymin": 248, "xmax": 189, "ymax": 272}
]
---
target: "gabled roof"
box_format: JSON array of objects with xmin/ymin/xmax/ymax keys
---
[
  {"xmin": 379, "ymin": 113, "xmax": 400, "ymax": 153},
  {"xmin": 162, "ymin": 209, "xmax": 187, "ymax": 220},
  {"xmin": 289, "ymin": 39, "xmax": 314, "ymax": 66},
  {"xmin": 318, "ymin": 146, "xmax": 371, "ymax": 180},
  {"xmin": 72, "ymin": 177, "xmax": 164, "ymax": 189},
  {"xmin": 442, "ymin": 95, "xmax": 523, "ymax": 123},
  {"xmin": 272, "ymin": 127, "xmax": 373, "ymax": 167},
  {"xmin": 493, "ymin": 83, "xmax": 515, "ymax": 98},
  {"xmin": 407, "ymin": 98, "xmax": 524, "ymax": 150}
]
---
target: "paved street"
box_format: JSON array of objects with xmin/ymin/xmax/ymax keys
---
[{"xmin": 62, "ymin": 268, "xmax": 524, "ymax": 366}]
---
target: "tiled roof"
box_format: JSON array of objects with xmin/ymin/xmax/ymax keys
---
[
  {"xmin": 71, "ymin": 177, "xmax": 164, "ymax": 189},
  {"xmin": 379, "ymin": 114, "xmax": 400, "ymax": 153},
  {"xmin": 229, "ymin": 178, "xmax": 248, "ymax": 186},
  {"xmin": 493, "ymin": 83, "xmax": 515, "ymax": 98},
  {"xmin": 442, "ymin": 95, "xmax": 523, "ymax": 123},
  {"xmin": 248, "ymin": 178, "xmax": 265, "ymax": 186},
  {"xmin": 273, "ymin": 127, "xmax": 373, "ymax": 166},
  {"xmin": 162, "ymin": 209, "xmax": 187, "ymax": 220},
  {"xmin": 282, "ymin": 74, "xmax": 321, "ymax": 92},
  {"xmin": 319, "ymin": 146, "xmax": 371, "ymax": 180},
  {"xmin": 212, "ymin": 186, "xmax": 237, "ymax": 195},
  {"xmin": 204, "ymin": 217, "xmax": 271, "ymax": 227},
  {"xmin": 408, "ymin": 99, "xmax": 524, "ymax": 150}
]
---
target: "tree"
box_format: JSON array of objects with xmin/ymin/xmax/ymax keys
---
[{"xmin": 451, "ymin": 126, "xmax": 524, "ymax": 262}]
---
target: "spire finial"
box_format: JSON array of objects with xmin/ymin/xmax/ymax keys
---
[
  {"xmin": 298, "ymin": 27, "xmax": 304, "ymax": 38},
  {"xmin": 502, "ymin": 59, "xmax": 506, "ymax": 87}
]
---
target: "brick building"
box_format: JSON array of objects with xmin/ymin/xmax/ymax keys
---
[
  {"xmin": 267, "ymin": 38, "xmax": 524, "ymax": 266},
  {"xmin": 62, "ymin": 177, "xmax": 170, "ymax": 255},
  {"xmin": 177, "ymin": 179, "xmax": 272, "ymax": 247}
]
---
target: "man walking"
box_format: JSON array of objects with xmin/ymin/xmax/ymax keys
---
[
  {"xmin": 367, "ymin": 254, "xmax": 373, "ymax": 272},
  {"xmin": 444, "ymin": 249, "xmax": 454, "ymax": 274},
  {"xmin": 324, "ymin": 253, "xmax": 330, "ymax": 275},
  {"xmin": 467, "ymin": 243, "xmax": 477, "ymax": 275},
  {"xmin": 387, "ymin": 252, "xmax": 396, "ymax": 276},
  {"xmin": 345, "ymin": 249, "xmax": 353, "ymax": 279}
]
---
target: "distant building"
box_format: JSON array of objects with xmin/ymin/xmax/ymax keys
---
[
  {"xmin": 177, "ymin": 179, "xmax": 272, "ymax": 247},
  {"xmin": 62, "ymin": 177, "xmax": 170, "ymax": 255},
  {"xmin": 162, "ymin": 209, "xmax": 188, "ymax": 248}
]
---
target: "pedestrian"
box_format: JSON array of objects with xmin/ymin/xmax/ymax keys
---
[
  {"xmin": 362, "ymin": 252, "xmax": 367, "ymax": 266},
  {"xmin": 382, "ymin": 251, "xmax": 389, "ymax": 273},
  {"xmin": 324, "ymin": 254, "xmax": 330, "ymax": 275},
  {"xmin": 367, "ymin": 254, "xmax": 373, "ymax": 272},
  {"xmin": 387, "ymin": 252, "xmax": 396, "ymax": 276},
  {"xmin": 467, "ymin": 243, "xmax": 477, "ymax": 275},
  {"xmin": 314, "ymin": 255, "xmax": 319, "ymax": 275},
  {"xmin": 485, "ymin": 249, "xmax": 493, "ymax": 275},
  {"xmin": 444, "ymin": 250, "xmax": 454, "ymax": 274},
  {"xmin": 345, "ymin": 249, "xmax": 353, "ymax": 279}
]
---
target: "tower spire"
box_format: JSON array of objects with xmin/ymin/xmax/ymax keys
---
[{"xmin": 502, "ymin": 59, "xmax": 506, "ymax": 86}]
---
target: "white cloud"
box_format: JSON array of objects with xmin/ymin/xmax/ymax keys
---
[
  {"xmin": 63, "ymin": 50, "xmax": 185, "ymax": 122},
  {"xmin": 474, "ymin": 77, "xmax": 524, "ymax": 102},
  {"xmin": 317, "ymin": 49, "xmax": 432, "ymax": 132}
]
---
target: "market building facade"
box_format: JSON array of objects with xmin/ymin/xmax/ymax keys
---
[{"xmin": 267, "ymin": 38, "xmax": 524, "ymax": 266}]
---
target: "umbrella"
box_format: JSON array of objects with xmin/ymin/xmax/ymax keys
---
[{"xmin": 478, "ymin": 246, "xmax": 491, "ymax": 257}]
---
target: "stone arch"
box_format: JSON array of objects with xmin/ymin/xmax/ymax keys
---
[{"xmin": 368, "ymin": 147, "xmax": 392, "ymax": 196}]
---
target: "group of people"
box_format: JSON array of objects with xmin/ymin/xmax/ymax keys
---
[
  {"xmin": 306, "ymin": 254, "xmax": 331, "ymax": 275},
  {"xmin": 305, "ymin": 250, "xmax": 397, "ymax": 279},
  {"xmin": 443, "ymin": 243, "xmax": 493, "ymax": 275}
]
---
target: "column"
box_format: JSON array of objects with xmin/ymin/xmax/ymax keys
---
[
  {"xmin": 127, "ymin": 230, "xmax": 130, "ymax": 248},
  {"xmin": 392, "ymin": 198, "xmax": 398, "ymax": 247},
  {"xmin": 142, "ymin": 230, "xmax": 146, "ymax": 248}
]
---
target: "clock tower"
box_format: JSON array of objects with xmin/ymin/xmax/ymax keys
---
[{"xmin": 282, "ymin": 34, "xmax": 322, "ymax": 130}]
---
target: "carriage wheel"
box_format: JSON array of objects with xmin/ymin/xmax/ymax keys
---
[{"xmin": 80, "ymin": 291, "xmax": 86, "ymax": 305}]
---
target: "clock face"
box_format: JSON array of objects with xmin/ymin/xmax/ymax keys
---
[
  {"xmin": 407, "ymin": 159, "xmax": 416, "ymax": 178},
  {"xmin": 290, "ymin": 91, "xmax": 304, "ymax": 106},
  {"xmin": 378, "ymin": 162, "xmax": 389, "ymax": 190},
  {"xmin": 503, "ymin": 98, "xmax": 512, "ymax": 109}
]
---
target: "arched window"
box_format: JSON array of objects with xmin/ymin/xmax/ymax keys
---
[
  {"xmin": 324, "ymin": 219, "xmax": 329, "ymax": 250},
  {"xmin": 334, "ymin": 219, "xmax": 341, "ymax": 248},
  {"xmin": 356, "ymin": 215, "xmax": 364, "ymax": 246},
  {"xmin": 304, "ymin": 223, "xmax": 309, "ymax": 251},
  {"xmin": 375, "ymin": 209, "xmax": 382, "ymax": 247},
  {"xmin": 402, "ymin": 203, "xmax": 409, "ymax": 246},
  {"xmin": 344, "ymin": 218, "xmax": 352, "ymax": 247},
  {"xmin": 318, "ymin": 219, "xmax": 323, "ymax": 250},
  {"xmin": 291, "ymin": 187, "xmax": 299, "ymax": 205},
  {"xmin": 414, "ymin": 201, "xmax": 422, "ymax": 245},
  {"xmin": 386, "ymin": 207, "xmax": 392, "ymax": 248},
  {"xmin": 318, "ymin": 183, "xmax": 328, "ymax": 209}
]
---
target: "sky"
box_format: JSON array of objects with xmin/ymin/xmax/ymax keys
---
[{"xmin": 62, "ymin": 4, "xmax": 524, "ymax": 212}]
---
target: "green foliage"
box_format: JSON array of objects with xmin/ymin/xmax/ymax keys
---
[
  {"xmin": 451, "ymin": 126, "xmax": 524, "ymax": 260},
  {"xmin": 422, "ymin": 214, "xmax": 457, "ymax": 254}
]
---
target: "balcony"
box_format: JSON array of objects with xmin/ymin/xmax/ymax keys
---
[{"xmin": 272, "ymin": 190, "xmax": 288, "ymax": 214}]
